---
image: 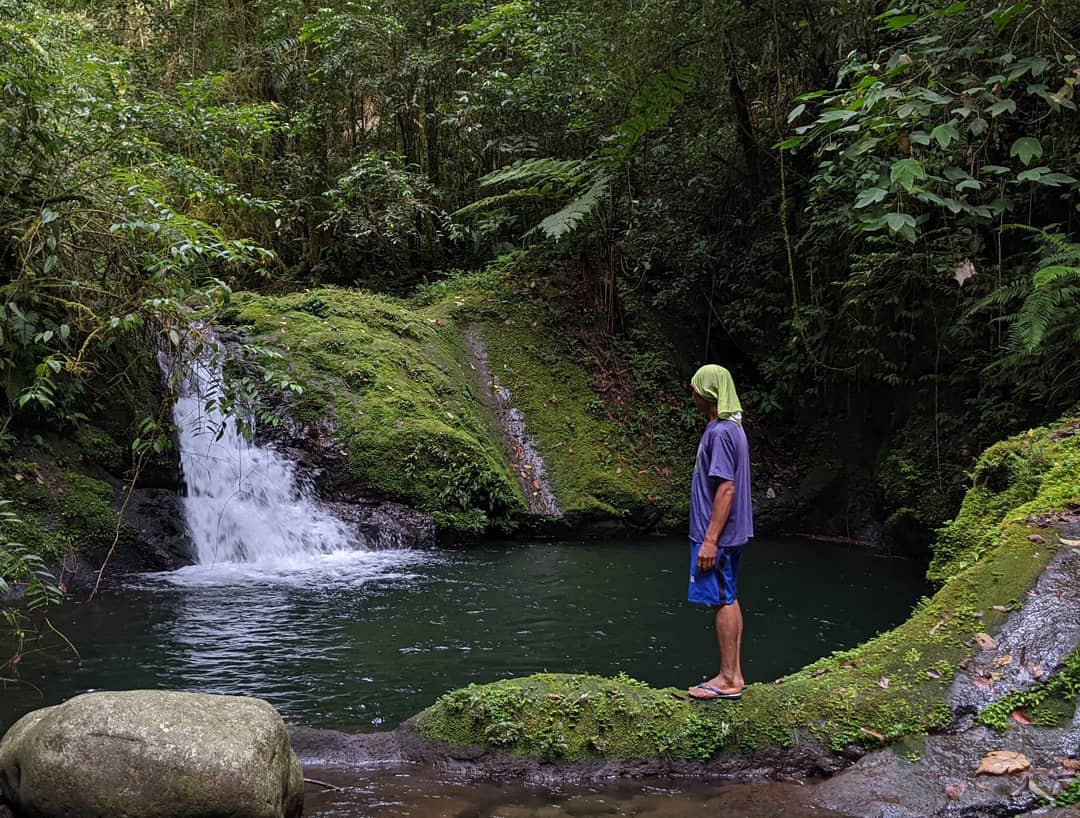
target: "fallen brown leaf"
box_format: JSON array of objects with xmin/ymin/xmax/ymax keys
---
[
  {"xmin": 994, "ymin": 654, "xmax": 1013, "ymax": 668},
  {"xmin": 945, "ymin": 781, "xmax": 967, "ymax": 800},
  {"xmin": 926, "ymin": 668, "xmax": 943, "ymax": 680},
  {"xmin": 1011, "ymin": 710, "xmax": 1032, "ymax": 726},
  {"xmin": 973, "ymin": 632, "xmax": 996, "ymax": 650},
  {"xmin": 1025, "ymin": 663, "xmax": 1045, "ymax": 680},
  {"xmin": 859, "ymin": 727, "xmax": 885, "ymax": 741},
  {"xmin": 976, "ymin": 750, "xmax": 1030, "ymax": 776},
  {"xmin": 1027, "ymin": 534, "xmax": 1047, "ymax": 544},
  {"xmin": 970, "ymin": 674, "xmax": 995, "ymax": 691},
  {"xmin": 878, "ymin": 677, "xmax": 890, "ymax": 689},
  {"xmin": 991, "ymin": 605, "xmax": 1010, "ymax": 612},
  {"xmin": 810, "ymin": 668, "xmax": 828, "ymax": 678},
  {"xmin": 1063, "ymin": 758, "xmax": 1080, "ymax": 772},
  {"xmin": 1028, "ymin": 779, "xmax": 1054, "ymax": 801},
  {"xmin": 1061, "ymin": 537, "xmax": 1080, "ymax": 547}
]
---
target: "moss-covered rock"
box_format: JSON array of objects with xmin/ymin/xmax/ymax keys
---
[
  {"xmin": 414, "ymin": 416, "xmax": 1080, "ymax": 761},
  {"xmin": 223, "ymin": 267, "xmax": 688, "ymax": 536},
  {"xmin": 0, "ymin": 454, "xmax": 132, "ymax": 579},
  {"xmin": 929, "ymin": 419, "xmax": 1079, "ymax": 582}
]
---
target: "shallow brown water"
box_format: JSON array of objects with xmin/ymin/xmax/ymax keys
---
[{"xmin": 301, "ymin": 765, "xmax": 853, "ymax": 818}]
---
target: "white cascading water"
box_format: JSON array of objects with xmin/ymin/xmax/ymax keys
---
[{"xmin": 165, "ymin": 354, "xmax": 413, "ymax": 586}]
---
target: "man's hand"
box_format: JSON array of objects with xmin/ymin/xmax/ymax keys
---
[{"xmin": 697, "ymin": 540, "xmax": 718, "ymax": 573}]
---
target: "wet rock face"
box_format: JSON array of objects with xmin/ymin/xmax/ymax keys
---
[
  {"xmin": 0, "ymin": 691, "xmax": 303, "ymax": 818},
  {"xmin": 947, "ymin": 538, "xmax": 1080, "ymax": 727},
  {"xmin": 808, "ymin": 524, "xmax": 1080, "ymax": 818},
  {"xmin": 259, "ymin": 414, "xmax": 438, "ymax": 549}
]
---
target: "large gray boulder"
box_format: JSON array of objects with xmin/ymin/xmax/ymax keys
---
[{"xmin": 0, "ymin": 690, "xmax": 303, "ymax": 818}]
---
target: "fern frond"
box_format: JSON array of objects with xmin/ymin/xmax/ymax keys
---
[
  {"xmin": 527, "ymin": 171, "xmax": 611, "ymax": 242},
  {"xmin": 477, "ymin": 158, "xmax": 588, "ymax": 190},
  {"xmin": 1032, "ymin": 264, "xmax": 1080, "ymax": 289},
  {"xmin": 453, "ymin": 187, "xmax": 547, "ymax": 218}
]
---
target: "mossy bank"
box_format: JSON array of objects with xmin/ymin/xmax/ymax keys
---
[
  {"xmin": 223, "ymin": 262, "xmax": 692, "ymax": 537},
  {"xmin": 413, "ymin": 416, "xmax": 1080, "ymax": 762}
]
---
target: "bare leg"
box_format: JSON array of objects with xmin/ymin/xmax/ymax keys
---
[{"xmin": 692, "ymin": 601, "xmax": 744, "ymax": 695}]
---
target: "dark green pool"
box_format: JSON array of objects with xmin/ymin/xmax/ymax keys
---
[{"xmin": 0, "ymin": 536, "xmax": 927, "ymax": 733}]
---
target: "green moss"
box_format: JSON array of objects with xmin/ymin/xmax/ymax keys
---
[
  {"xmin": 1057, "ymin": 775, "xmax": 1080, "ymax": 807},
  {"xmin": 227, "ymin": 288, "xmax": 525, "ymax": 535},
  {"xmin": 415, "ymin": 416, "xmax": 1079, "ymax": 761},
  {"xmin": 415, "ymin": 673, "xmax": 730, "ymax": 762},
  {"xmin": 227, "ymin": 270, "xmax": 692, "ymax": 535},
  {"xmin": 0, "ymin": 459, "xmax": 131, "ymax": 576},
  {"xmin": 929, "ymin": 420, "xmax": 1079, "ymax": 582},
  {"xmin": 980, "ymin": 648, "xmax": 1080, "ymax": 730},
  {"xmin": 72, "ymin": 425, "xmax": 127, "ymax": 475}
]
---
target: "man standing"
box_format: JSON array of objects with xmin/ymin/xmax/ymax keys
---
[{"xmin": 686, "ymin": 364, "xmax": 753, "ymax": 701}]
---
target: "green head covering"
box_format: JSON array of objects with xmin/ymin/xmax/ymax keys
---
[{"xmin": 691, "ymin": 364, "xmax": 743, "ymax": 423}]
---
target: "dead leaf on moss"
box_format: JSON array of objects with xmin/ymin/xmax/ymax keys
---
[
  {"xmin": 994, "ymin": 654, "xmax": 1013, "ymax": 668},
  {"xmin": 970, "ymin": 674, "xmax": 995, "ymax": 691},
  {"xmin": 1027, "ymin": 534, "xmax": 1046, "ymax": 544},
  {"xmin": 878, "ymin": 677, "xmax": 890, "ymax": 689},
  {"xmin": 929, "ymin": 617, "xmax": 948, "ymax": 636},
  {"xmin": 945, "ymin": 781, "xmax": 967, "ymax": 800},
  {"xmin": 1011, "ymin": 710, "xmax": 1032, "ymax": 726},
  {"xmin": 810, "ymin": 668, "xmax": 828, "ymax": 678},
  {"xmin": 926, "ymin": 668, "xmax": 943, "ymax": 680},
  {"xmin": 973, "ymin": 632, "xmax": 996, "ymax": 649},
  {"xmin": 859, "ymin": 727, "xmax": 884, "ymax": 741},
  {"xmin": 976, "ymin": 750, "xmax": 1030, "ymax": 776},
  {"xmin": 991, "ymin": 605, "xmax": 1010, "ymax": 612}
]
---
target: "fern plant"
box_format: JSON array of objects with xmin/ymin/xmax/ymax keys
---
[
  {"xmin": 454, "ymin": 66, "xmax": 694, "ymax": 243},
  {"xmin": 976, "ymin": 229, "xmax": 1080, "ymax": 409},
  {"xmin": 1009, "ymin": 232, "xmax": 1080, "ymax": 352}
]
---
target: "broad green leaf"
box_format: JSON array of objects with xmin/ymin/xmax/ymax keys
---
[
  {"xmin": 884, "ymin": 13, "xmax": 917, "ymax": 29},
  {"xmin": 883, "ymin": 212, "xmax": 918, "ymax": 242},
  {"xmin": 1010, "ymin": 136, "xmax": 1043, "ymax": 166},
  {"xmin": 956, "ymin": 179, "xmax": 982, "ymax": 192},
  {"xmin": 931, "ymin": 123, "xmax": 960, "ymax": 148},
  {"xmin": 775, "ymin": 137, "xmax": 803, "ymax": 150},
  {"xmin": 890, "ymin": 158, "xmax": 927, "ymax": 192},
  {"xmin": 884, "ymin": 212, "xmax": 917, "ymax": 232},
  {"xmin": 787, "ymin": 103, "xmax": 806, "ymax": 124},
  {"xmin": 854, "ymin": 187, "xmax": 888, "ymax": 208},
  {"xmin": 910, "ymin": 131, "xmax": 932, "ymax": 146},
  {"xmin": 818, "ymin": 109, "xmax": 859, "ymax": 123},
  {"xmin": 981, "ymin": 164, "xmax": 1011, "ymax": 175},
  {"xmin": 40, "ymin": 208, "xmax": 59, "ymax": 224},
  {"xmin": 987, "ymin": 98, "xmax": 1017, "ymax": 117},
  {"xmin": 969, "ymin": 117, "xmax": 988, "ymax": 136}
]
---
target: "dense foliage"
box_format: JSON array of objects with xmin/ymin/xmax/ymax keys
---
[{"xmin": 0, "ymin": 0, "xmax": 1077, "ymax": 562}]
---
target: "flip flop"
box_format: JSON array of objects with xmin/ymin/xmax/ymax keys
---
[{"xmin": 688, "ymin": 684, "xmax": 742, "ymax": 701}]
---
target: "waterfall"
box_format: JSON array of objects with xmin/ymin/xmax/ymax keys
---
[{"xmin": 171, "ymin": 354, "xmax": 364, "ymax": 574}]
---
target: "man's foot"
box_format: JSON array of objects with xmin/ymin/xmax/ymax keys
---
[
  {"xmin": 688, "ymin": 683, "xmax": 742, "ymax": 700},
  {"xmin": 687, "ymin": 674, "xmax": 744, "ymax": 700}
]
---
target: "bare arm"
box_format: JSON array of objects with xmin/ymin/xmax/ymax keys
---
[{"xmin": 696, "ymin": 480, "xmax": 734, "ymax": 572}]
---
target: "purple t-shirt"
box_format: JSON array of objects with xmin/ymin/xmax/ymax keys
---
[{"xmin": 689, "ymin": 419, "xmax": 753, "ymax": 546}]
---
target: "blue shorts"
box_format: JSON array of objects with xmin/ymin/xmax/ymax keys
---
[{"xmin": 688, "ymin": 541, "xmax": 743, "ymax": 607}]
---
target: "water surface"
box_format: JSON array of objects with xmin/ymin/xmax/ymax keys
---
[{"xmin": 0, "ymin": 536, "xmax": 926, "ymax": 733}]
